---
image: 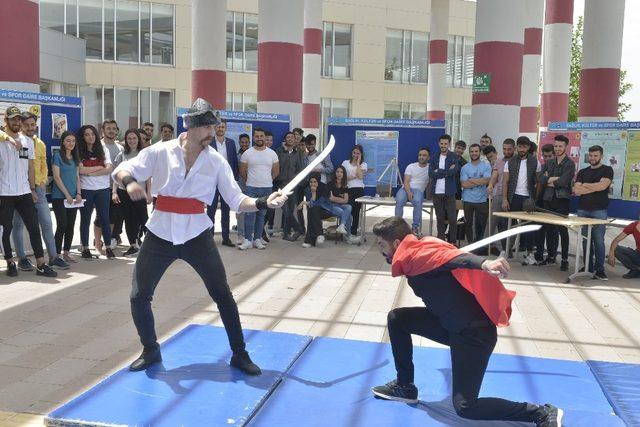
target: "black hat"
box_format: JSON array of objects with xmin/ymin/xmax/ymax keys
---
[
  {"xmin": 182, "ymin": 98, "xmax": 220, "ymax": 129},
  {"xmin": 4, "ymin": 106, "xmax": 22, "ymax": 119}
]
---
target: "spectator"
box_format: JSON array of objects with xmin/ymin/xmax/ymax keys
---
[
  {"xmin": 460, "ymin": 144, "xmax": 491, "ymax": 244},
  {"xmin": 51, "ymin": 130, "xmax": 82, "ymax": 263},
  {"xmin": 112, "ymin": 129, "xmax": 151, "ymax": 256},
  {"xmin": 304, "ymin": 134, "xmax": 333, "ymax": 184},
  {"xmin": 480, "ymin": 134, "xmax": 492, "ymax": 150},
  {"xmin": 95, "ymin": 119, "xmax": 123, "ymax": 251},
  {"xmin": 208, "ymin": 119, "xmax": 238, "ymax": 247},
  {"xmin": 342, "ymin": 144, "xmax": 367, "ymax": 240},
  {"xmin": 487, "ymin": 139, "xmax": 515, "ymax": 254},
  {"xmin": 575, "ymin": 145, "xmax": 613, "ymax": 280},
  {"xmin": 609, "ymin": 221, "xmax": 640, "ymax": 278},
  {"xmin": 326, "ymin": 165, "xmax": 356, "ymax": 240},
  {"xmin": 539, "ymin": 134, "xmax": 576, "ymax": 271},
  {"xmin": 299, "ymin": 174, "xmax": 328, "ymax": 248},
  {"xmin": 501, "ymin": 136, "xmax": 541, "ymax": 265},
  {"xmin": 78, "ymin": 124, "xmax": 115, "ymax": 259},
  {"xmin": 263, "ymin": 130, "xmax": 276, "ymax": 237},
  {"xmin": 533, "ymin": 144, "xmax": 555, "ymax": 265},
  {"xmin": 264, "ymin": 130, "xmax": 274, "ymax": 148},
  {"xmin": 138, "ymin": 128, "xmax": 151, "ymax": 148},
  {"xmin": 235, "ymin": 133, "xmax": 251, "ymax": 245},
  {"xmin": 159, "ymin": 123, "xmax": 174, "ymax": 142},
  {"xmin": 11, "ymin": 112, "xmax": 70, "ymax": 270},
  {"xmin": 239, "ymin": 128, "xmax": 279, "ymax": 250},
  {"xmin": 142, "ymin": 122, "xmax": 154, "ymax": 141},
  {"xmin": 454, "ymin": 140, "xmax": 467, "ymax": 201},
  {"xmin": 276, "ymin": 131, "xmax": 305, "ymax": 240},
  {"xmin": 292, "ymin": 127, "xmax": 305, "ymax": 152},
  {"xmin": 0, "ymin": 107, "xmax": 57, "ymax": 277},
  {"xmin": 429, "ymin": 134, "xmax": 458, "ymax": 243},
  {"xmin": 482, "ymin": 145, "xmax": 501, "ymax": 255},
  {"xmin": 395, "ymin": 147, "xmax": 430, "ymax": 236}
]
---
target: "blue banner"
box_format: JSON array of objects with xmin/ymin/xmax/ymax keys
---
[
  {"xmin": 0, "ymin": 89, "xmax": 82, "ymax": 107},
  {"xmin": 549, "ymin": 121, "xmax": 640, "ymax": 130},
  {"xmin": 176, "ymin": 108, "xmax": 290, "ymax": 123},
  {"xmin": 328, "ymin": 117, "xmax": 445, "ymax": 128}
]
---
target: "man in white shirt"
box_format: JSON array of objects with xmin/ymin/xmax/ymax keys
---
[
  {"xmin": 113, "ymin": 98, "xmax": 287, "ymax": 373},
  {"xmin": 0, "ymin": 107, "xmax": 57, "ymax": 278},
  {"xmin": 239, "ymin": 128, "xmax": 280, "ymax": 250},
  {"xmin": 395, "ymin": 147, "xmax": 430, "ymax": 235},
  {"xmin": 97, "ymin": 119, "xmax": 123, "ymax": 249}
]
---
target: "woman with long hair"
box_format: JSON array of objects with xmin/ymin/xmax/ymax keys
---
[
  {"xmin": 77, "ymin": 124, "xmax": 114, "ymax": 259},
  {"xmin": 298, "ymin": 173, "xmax": 327, "ymax": 248},
  {"xmin": 326, "ymin": 165, "xmax": 358, "ymax": 243},
  {"xmin": 341, "ymin": 144, "xmax": 367, "ymax": 240},
  {"xmin": 51, "ymin": 131, "xmax": 82, "ymax": 263},
  {"xmin": 112, "ymin": 129, "xmax": 152, "ymax": 256}
]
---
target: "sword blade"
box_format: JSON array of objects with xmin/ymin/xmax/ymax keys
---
[
  {"xmin": 282, "ymin": 135, "xmax": 336, "ymax": 195},
  {"xmin": 460, "ymin": 224, "xmax": 541, "ymax": 253}
]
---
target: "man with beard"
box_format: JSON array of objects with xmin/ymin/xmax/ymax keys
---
[
  {"xmin": 429, "ymin": 134, "xmax": 459, "ymax": 243},
  {"xmin": 113, "ymin": 98, "xmax": 288, "ymax": 373},
  {"xmin": 487, "ymin": 139, "xmax": 515, "ymax": 255},
  {"xmin": 575, "ymin": 145, "xmax": 613, "ymax": 280},
  {"xmin": 303, "ymin": 134, "xmax": 334, "ymax": 184},
  {"xmin": 460, "ymin": 144, "xmax": 491, "ymax": 244},
  {"xmin": 276, "ymin": 131, "xmax": 305, "ymax": 241},
  {"xmin": 370, "ymin": 216, "xmax": 562, "ymax": 426},
  {"xmin": 395, "ymin": 148, "xmax": 430, "ymax": 236}
]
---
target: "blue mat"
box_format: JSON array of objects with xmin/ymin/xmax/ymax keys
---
[
  {"xmin": 249, "ymin": 337, "xmax": 624, "ymax": 426},
  {"xmin": 588, "ymin": 360, "xmax": 640, "ymax": 427},
  {"xmin": 45, "ymin": 325, "xmax": 311, "ymax": 427}
]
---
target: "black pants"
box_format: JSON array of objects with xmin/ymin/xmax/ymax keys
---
[
  {"xmin": 131, "ymin": 231, "xmax": 246, "ymax": 353},
  {"xmin": 509, "ymin": 195, "xmax": 535, "ymax": 251},
  {"xmin": 282, "ymin": 192, "xmax": 303, "ymax": 235},
  {"xmin": 207, "ymin": 190, "xmax": 231, "ymax": 240},
  {"xmin": 304, "ymin": 205, "xmax": 324, "ymax": 245},
  {"xmin": 387, "ymin": 307, "xmax": 540, "ymax": 422},
  {"xmin": 462, "ymin": 201, "xmax": 488, "ymax": 244},
  {"xmin": 52, "ymin": 199, "xmax": 78, "ymax": 253},
  {"xmin": 348, "ymin": 187, "xmax": 365, "ymax": 236},
  {"xmin": 118, "ymin": 188, "xmax": 147, "ymax": 246},
  {"xmin": 544, "ymin": 198, "xmax": 570, "ymax": 261},
  {"xmin": 615, "ymin": 246, "xmax": 640, "ymax": 271},
  {"xmin": 0, "ymin": 194, "xmax": 44, "ymax": 260},
  {"xmin": 433, "ymin": 194, "xmax": 457, "ymax": 243},
  {"xmin": 295, "ymin": 186, "xmax": 306, "ymax": 234}
]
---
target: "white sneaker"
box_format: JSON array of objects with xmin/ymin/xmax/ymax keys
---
[
  {"xmin": 110, "ymin": 238, "xmax": 118, "ymax": 249},
  {"xmin": 238, "ymin": 239, "xmax": 252, "ymax": 250},
  {"xmin": 336, "ymin": 224, "xmax": 348, "ymax": 234},
  {"xmin": 257, "ymin": 238, "xmax": 268, "ymax": 246},
  {"xmin": 347, "ymin": 235, "xmax": 361, "ymax": 245},
  {"xmin": 523, "ymin": 254, "xmax": 537, "ymax": 265},
  {"xmin": 316, "ymin": 235, "xmax": 325, "ymax": 245},
  {"xmin": 302, "ymin": 243, "xmax": 312, "ymax": 248},
  {"xmin": 236, "ymin": 238, "xmax": 244, "ymax": 246},
  {"xmin": 253, "ymin": 240, "xmax": 266, "ymax": 250}
]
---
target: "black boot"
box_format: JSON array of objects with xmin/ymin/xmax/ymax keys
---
[
  {"xmin": 230, "ymin": 351, "xmax": 261, "ymax": 375},
  {"xmin": 129, "ymin": 346, "xmax": 162, "ymax": 371}
]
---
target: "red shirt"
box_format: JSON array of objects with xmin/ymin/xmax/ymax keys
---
[{"xmin": 623, "ymin": 221, "xmax": 640, "ymax": 251}]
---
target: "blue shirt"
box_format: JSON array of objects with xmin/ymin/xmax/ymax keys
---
[
  {"xmin": 461, "ymin": 160, "xmax": 491, "ymax": 203},
  {"xmin": 51, "ymin": 152, "xmax": 78, "ymax": 199}
]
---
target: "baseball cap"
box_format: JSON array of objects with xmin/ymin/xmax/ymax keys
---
[{"xmin": 5, "ymin": 106, "xmax": 22, "ymax": 119}]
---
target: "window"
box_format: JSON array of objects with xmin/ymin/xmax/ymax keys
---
[
  {"xmin": 226, "ymin": 12, "xmax": 258, "ymax": 72},
  {"xmin": 141, "ymin": 2, "xmax": 151, "ymax": 62},
  {"xmin": 40, "ymin": 0, "xmax": 65, "ymax": 33},
  {"xmin": 320, "ymin": 98, "xmax": 351, "ymax": 143},
  {"xmin": 116, "ymin": 0, "xmax": 139, "ymax": 62},
  {"xmin": 385, "ymin": 29, "xmax": 429, "ymax": 84},
  {"xmin": 151, "ymin": 90, "xmax": 174, "ymax": 127},
  {"xmin": 447, "ymin": 36, "xmax": 474, "ymax": 88},
  {"xmin": 322, "ymin": 22, "xmax": 352, "ymax": 78},
  {"xmin": 445, "ymin": 105, "xmax": 472, "ymax": 143},
  {"xmin": 384, "ymin": 102, "xmax": 427, "ymax": 119},
  {"xmin": 226, "ymin": 93, "xmax": 257, "ymax": 112},
  {"xmin": 152, "ymin": 3, "xmax": 174, "ymax": 65},
  {"xmin": 384, "ymin": 102, "xmax": 402, "ymax": 119},
  {"xmin": 78, "ymin": 0, "xmax": 103, "ymax": 59},
  {"xmin": 115, "ymin": 88, "xmax": 139, "ymax": 130},
  {"xmin": 80, "ymin": 86, "xmax": 103, "ymax": 129},
  {"xmin": 66, "ymin": 0, "xmax": 78, "ymax": 36}
]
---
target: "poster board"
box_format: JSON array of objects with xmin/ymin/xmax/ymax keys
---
[{"xmin": 355, "ymin": 130, "xmax": 399, "ymax": 187}]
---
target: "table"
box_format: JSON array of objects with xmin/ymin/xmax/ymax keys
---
[
  {"xmin": 355, "ymin": 196, "xmax": 435, "ymax": 242},
  {"xmin": 493, "ymin": 211, "xmax": 611, "ymax": 283}
]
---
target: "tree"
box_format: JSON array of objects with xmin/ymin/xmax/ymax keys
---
[{"xmin": 568, "ymin": 16, "xmax": 632, "ymax": 121}]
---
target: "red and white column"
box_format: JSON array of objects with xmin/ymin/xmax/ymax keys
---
[
  {"xmin": 471, "ymin": 0, "xmax": 525, "ymax": 148},
  {"xmin": 302, "ymin": 0, "xmax": 322, "ymax": 135},
  {"xmin": 258, "ymin": 0, "xmax": 304, "ymax": 127},
  {"xmin": 426, "ymin": 0, "xmax": 449, "ymax": 121},
  {"xmin": 519, "ymin": 0, "xmax": 544, "ymax": 141},
  {"xmin": 0, "ymin": 0, "xmax": 39, "ymax": 92},
  {"xmin": 578, "ymin": 0, "xmax": 625, "ymax": 121},
  {"xmin": 540, "ymin": 0, "xmax": 573, "ymax": 128},
  {"xmin": 191, "ymin": 0, "xmax": 226, "ymax": 109}
]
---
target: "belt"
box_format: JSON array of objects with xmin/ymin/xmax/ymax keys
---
[{"xmin": 155, "ymin": 195, "xmax": 205, "ymax": 214}]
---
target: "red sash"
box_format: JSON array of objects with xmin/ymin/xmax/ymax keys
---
[{"xmin": 155, "ymin": 195, "xmax": 205, "ymax": 214}]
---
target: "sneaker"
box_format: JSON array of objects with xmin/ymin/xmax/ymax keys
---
[
  {"xmin": 49, "ymin": 257, "xmax": 70, "ymax": 270},
  {"xmin": 81, "ymin": 249, "xmax": 94, "ymax": 259},
  {"xmin": 6, "ymin": 262, "xmax": 18, "ymax": 277},
  {"xmin": 257, "ymin": 238, "xmax": 269, "ymax": 247},
  {"xmin": 535, "ymin": 403, "xmax": 563, "ymax": 427},
  {"xmin": 316, "ymin": 235, "xmax": 325, "ymax": 245},
  {"xmin": 346, "ymin": 235, "xmax": 361, "ymax": 245},
  {"xmin": 560, "ymin": 260, "xmax": 569, "ymax": 271},
  {"xmin": 289, "ymin": 232, "xmax": 301, "ymax": 242},
  {"xmin": 230, "ymin": 351, "xmax": 262, "ymax": 375},
  {"xmin": 592, "ymin": 270, "xmax": 608, "ymax": 281},
  {"xmin": 302, "ymin": 242, "xmax": 312, "ymax": 248},
  {"xmin": 522, "ymin": 254, "xmax": 537, "ymax": 266},
  {"xmin": 371, "ymin": 379, "xmax": 418, "ymax": 404},
  {"xmin": 253, "ymin": 240, "xmax": 266, "ymax": 250},
  {"xmin": 111, "ymin": 238, "xmax": 118, "ymax": 248},
  {"xmin": 238, "ymin": 239, "xmax": 253, "ymax": 250},
  {"xmin": 123, "ymin": 246, "xmax": 139, "ymax": 256},
  {"xmin": 17, "ymin": 258, "xmax": 34, "ymax": 271},
  {"xmin": 129, "ymin": 346, "xmax": 162, "ymax": 371},
  {"xmin": 541, "ymin": 257, "xmax": 556, "ymax": 266},
  {"xmin": 261, "ymin": 233, "xmax": 270, "ymax": 243},
  {"xmin": 336, "ymin": 224, "xmax": 348, "ymax": 235},
  {"xmin": 36, "ymin": 263, "xmax": 58, "ymax": 277},
  {"xmin": 236, "ymin": 238, "xmax": 245, "ymax": 246},
  {"xmin": 106, "ymin": 248, "xmax": 116, "ymax": 259},
  {"xmin": 623, "ymin": 269, "xmax": 640, "ymax": 279},
  {"xmin": 221, "ymin": 238, "xmax": 235, "ymax": 247}
]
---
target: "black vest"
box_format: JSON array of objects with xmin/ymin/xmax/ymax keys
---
[{"xmin": 506, "ymin": 155, "xmax": 537, "ymax": 203}]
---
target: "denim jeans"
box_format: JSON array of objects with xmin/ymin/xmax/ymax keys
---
[
  {"xmin": 243, "ymin": 186, "xmax": 272, "ymax": 241},
  {"xmin": 395, "ymin": 187, "xmax": 425, "ymax": 229},
  {"xmin": 577, "ymin": 209, "xmax": 608, "ymax": 272},
  {"xmin": 131, "ymin": 231, "xmax": 246, "ymax": 353},
  {"xmin": 12, "ymin": 185, "xmax": 57, "ymax": 259},
  {"xmin": 80, "ymin": 188, "xmax": 112, "ymax": 247},
  {"xmin": 615, "ymin": 246, "xmax": 640, "ymax": 272},
  {"xmin": 320, "ymin": 200, "xmax": 352, "ymax": 230}
]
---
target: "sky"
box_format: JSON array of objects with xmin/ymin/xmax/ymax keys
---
[{"xmin": 574, "ymin": 0, "xmax": 640, "ymax": 121}]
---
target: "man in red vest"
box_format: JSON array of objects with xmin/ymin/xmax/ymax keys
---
[{"xmin": 371, "ymin": 216, "xmax": 561, "ymax": 426}]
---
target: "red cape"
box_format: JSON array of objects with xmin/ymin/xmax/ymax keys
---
[{"xmin": 391, "ymin": 235, "xmax": 515, "ymax": 327}]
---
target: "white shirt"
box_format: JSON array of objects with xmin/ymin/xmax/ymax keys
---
[
  {"xmin": 240, "ymin": 146, "xmax": 279, "ymax": 188},
  {"xmin": 215, "ymin": 137, "xmax": 228, "ymax": 162},
  {"xmin": 341, "ymin": 160, "xmax": 368, "ymax": 188},
  {"xmin": 80, "ymin": 143, "xmax": 112, "ymax": 190},
  {"xmin": 0, "ymin": 134, "xmax": 34, "ymax": 196},
  {"xmin": 404, "ymin": 162, "xmax": 429, "ymax": 192},
  {"xmin": 503, "ymin": 158, "xmax": 541, "ymax": 197},
  {"xmin": 113, "ymin": 135, "xmax": 247, "ymax": 245},
  {"xmin": 435, "ymin": 154, "xmax": 447, "ymax": 194}
]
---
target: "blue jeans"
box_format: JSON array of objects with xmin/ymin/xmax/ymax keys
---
[
  {"xmin": 80, "ymin": 188, "xmax": 112, "ymax": 247},
  {"xmin": 319, "ymin": 199, "xmax": 352, "ymax": 230},
  {"xmin": 395, "ymin": 187, "xmax": 425, "ymax": 229},
  {"xmin": 577, "ymin": 209, "xmax": 608, "ymax": 272},
  {"xmin": 12, "ymin": 185, "xmax": 57, "ymax": 260},
  {"xmin": 243, "ymin": 186, "xmax": 271, "ymax": 241}
]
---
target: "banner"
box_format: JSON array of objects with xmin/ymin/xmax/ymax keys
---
[
  {"xmin": 580, "ymin": 130, "xmax": 628, "ymax": 199},
  {"xmin": 355, "ymin": 130, "xmax": 399, "ymax": 187},
  {"xmin": 623, "ymin": 130, "xmax": 640, "ymax": 201}
]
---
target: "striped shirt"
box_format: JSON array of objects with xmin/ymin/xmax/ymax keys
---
[{"xmin": 0, "ymin": 134, "xmax": 35, "ymax": 196}]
